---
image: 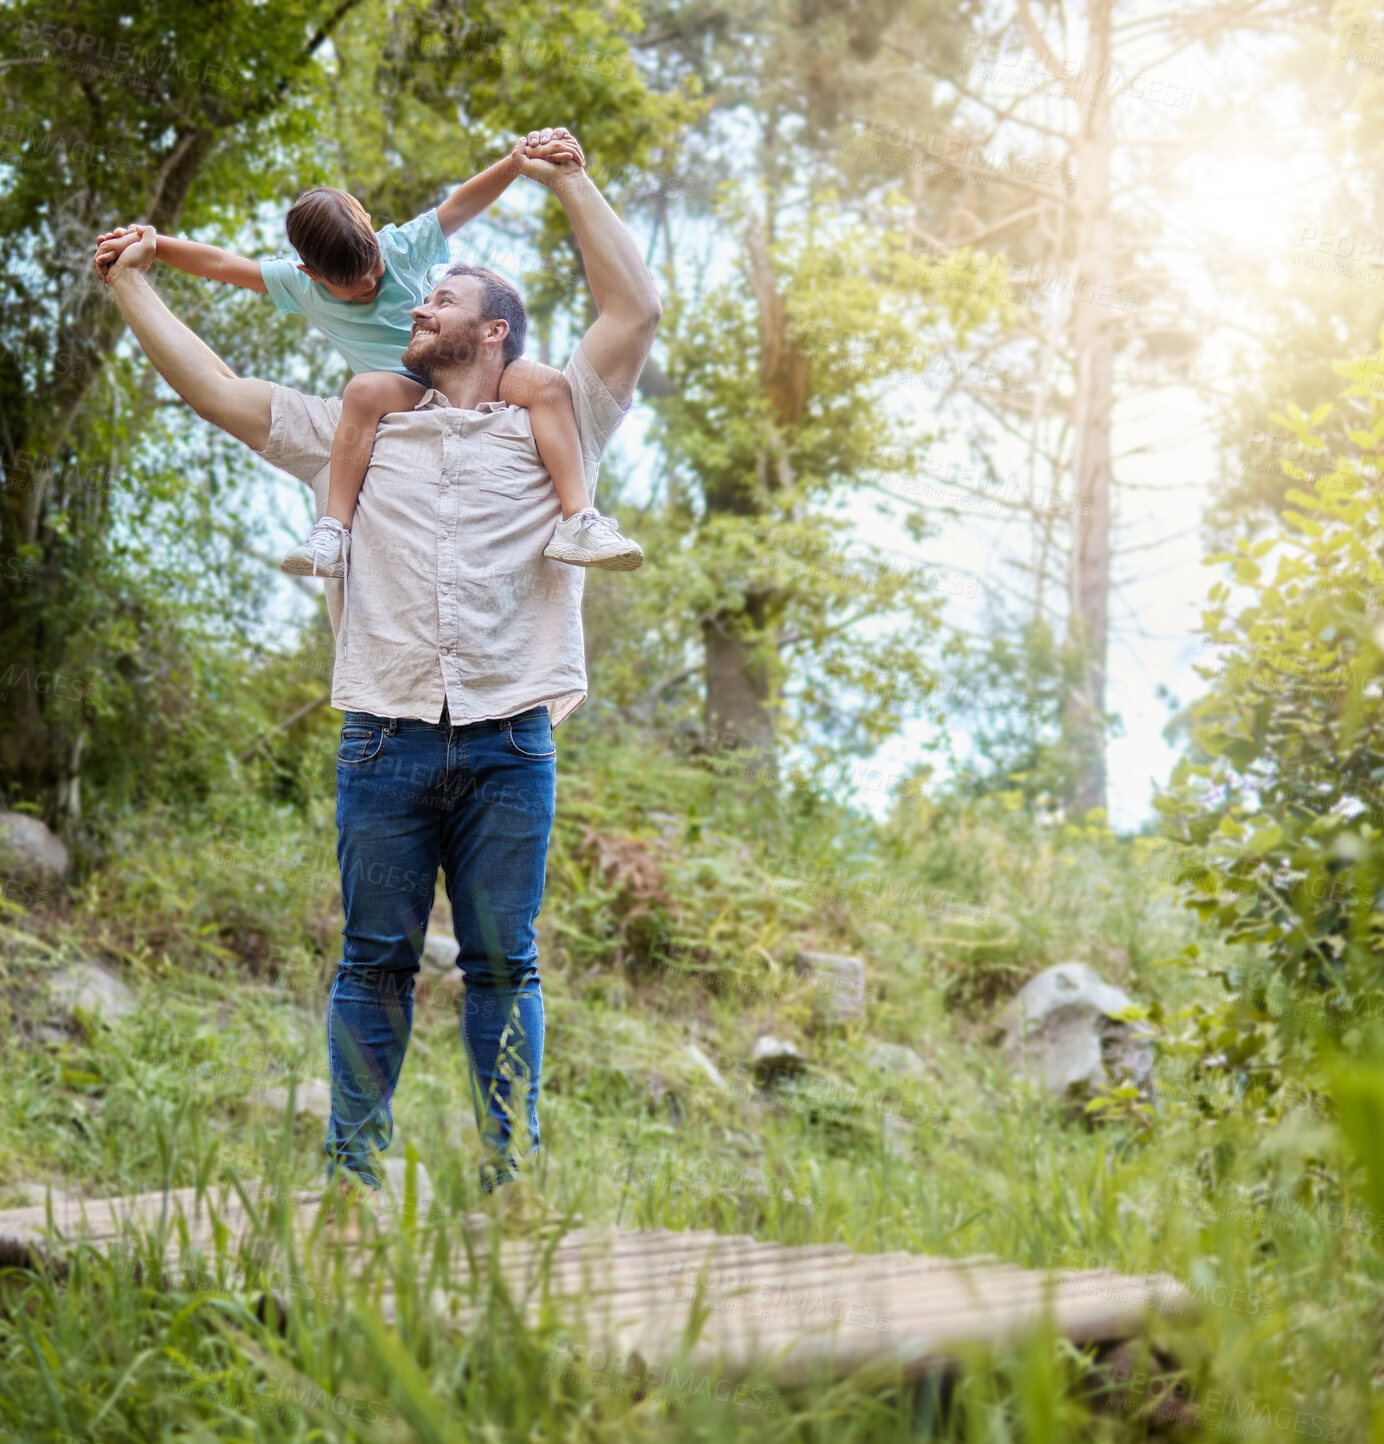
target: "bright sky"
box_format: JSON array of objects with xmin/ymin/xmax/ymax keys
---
[{"xmin": 852, "ymin": 34, "xmax": 1335, "ymax": 832}]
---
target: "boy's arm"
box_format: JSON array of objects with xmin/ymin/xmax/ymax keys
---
[
  {"xmin": 497, "ymin": 356, "xmax": 570, "ymax": 410},
  {"xmin": 95, "ymin": 225, "xmax": 267, "ymax": 292},
  {"xmin": 434, "ymin": 130, "xmax": 585, "ymax": 237}
]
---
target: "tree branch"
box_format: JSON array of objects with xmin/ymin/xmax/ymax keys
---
[
  {"xmin": 1017, "ymin": 0, "xmax": 1071, "ymax": 87},
  {"xmin": 237, "ymin": 693, "xmax": 331, "ymax": 763}
]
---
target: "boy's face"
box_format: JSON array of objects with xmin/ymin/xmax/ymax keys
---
[{"xmin": 298, "ymin": 255, "xmax": 386, "ymax": 303}]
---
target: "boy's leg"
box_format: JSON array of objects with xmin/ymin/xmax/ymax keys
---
[
  {"xmin": 500, "ymin": 358, "xmax": 644, "ymax": 571},
  {"xmin": 281, "ymin": 372, "xmax": 425, "ymax": 578},
  {"xmin": 440, "ymin": 708, "xmax": 557, "ymax": 1191},
  {"xmin": 328, "ymin": 713, "xmax": 446, "ymax": 1188},
  {"xmin": 498, "ymin": 359, "xmax": 590, "ymax": 518},
  {"xmin": 326, "ymin": 372, "xmax": 427, "ymax": 525}
]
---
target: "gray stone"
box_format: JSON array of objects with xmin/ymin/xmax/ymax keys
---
[
  {"xmin": 1000, "ymin": 962, "xmax": 1155, "ymax": 1104},
  {"xmin": 0, "ymin": 812, "xmax": 68, "ymax": 892},
  {"xmin": 247, "ymin": 1078, "xmax": 334, "ymax": 1121},
  {"xmin": 415, "ymin": 929, "xmax": 464, "ymax": 1012},
  {"xmin": 864, "ymin": 1041, "xmax": 927, "ymax": 1077},
  {"xmin": 752, "ymin": 1034, "xmax": 806, "ymax": 1082},
  {"xmin": 380, "ymin": 1157, "xmax": 437, "ymax": 1222},
  {"xmin": 48, "ymin": 961, "xmax": 135, "ymax": 1024},
  {"xmin": 419, "ymin": 929, "xmax": 456, "ymax": 976},
  {"xmin": 796, "ymin": 950, "xmax": 868, "ymax": 1025},
  {"xmin": 881, "ymin": 1112, "xmax": 914, "ymax": 1159},
  {"xmin": 685, "ymin": 1042, "xmax": 728, "ymax": 1092}
]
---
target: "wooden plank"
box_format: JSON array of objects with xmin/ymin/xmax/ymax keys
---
[{"xmin": 0, "ymin": 1187, "xmax": 1187, "ymax": 1393}]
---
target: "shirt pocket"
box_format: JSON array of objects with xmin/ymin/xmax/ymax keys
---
[{"xmin": 478, "ymin": 416, "xmax": 542, "ymax": 497}]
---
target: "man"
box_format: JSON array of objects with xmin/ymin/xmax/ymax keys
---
[{"xmin": 94, "ymin": 129, "xmax": 661, "ymax": 1208}]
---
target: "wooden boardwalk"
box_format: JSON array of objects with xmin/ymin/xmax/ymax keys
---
[{"xmin": 0, "ymin": 1186, "xmax": 1185, "ymax": 1389}]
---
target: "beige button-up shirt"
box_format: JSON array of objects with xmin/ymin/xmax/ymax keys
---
[{"xmin": 255, "ymin": 343, "xmax": 627, "ymax": 727}]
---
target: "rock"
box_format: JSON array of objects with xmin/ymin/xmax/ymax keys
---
[
  {"xmin": 796, "ymin": 950, "xmax": 868, "ymax": 1025},
  {"xmin": 414, "ymin": 929, "xmax": 464, "ymax": 1013},
  {"xmin": 247, "ymin": 1078, "xmax": 334, "ymax": 1121},
  {"xmin": 1000, "ymin": 962, "xmax": 1154, "ymax": 1104},
  {"xmin": 881, "ymin": 1112, "xmax": 914, "ymax": 1159},
  {"xmin": 646, "ymin": 810, "xmax": 682, "ymax": 840},
  {"xmin": 0, "ymin": 812, "xmax": 68, "ymax": 900},
  {"xmin": 380, "ymin": 1157, "xmax": 436, "ymax": 1222},
  {"xmin": 864, "ymin": 1041, "xmax": 927, "ymax": 1077},
  {"xmin": 685, "ymin": 1042, "xmax": 728, "ymax": 1092},
  {"xmin": 47, "ymin": 961, "xmax": 135, "ymax": 1024},
  {"xmin": 752, "ymin": 1034, "xmax": 806, "ymax": 1084},
  {"xmin": 419, "ymin": 929, "xmax": 456, "ymax": 976}
]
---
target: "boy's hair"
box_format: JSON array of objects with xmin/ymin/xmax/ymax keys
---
[
  {"xmin": 285, "ymin": 188, "xmax": 380, "ymax": 285},
  {"xmin": 445, "ymin": 263, "xmax": 527, "ymax": 366}
]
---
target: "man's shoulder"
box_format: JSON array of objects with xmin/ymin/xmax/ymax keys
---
[
  {"xmin": 563, "ymin": 342, "xmax": 631, "ymax": 429},
  {"xmin": 563, "ymin": 341, "xmax": 626, "ymax": 408},
  {"xmin": 256, "ymin": 383, "xmax": 344, "ymax": 482}
]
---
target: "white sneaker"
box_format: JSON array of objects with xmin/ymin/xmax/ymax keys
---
[
  {"xmin": 281, "ymin": 517, "xmax": 347, "ymax": 578},
  {"xmin": 543, "ymin": 508, "xmax": 643, "ymax": 571}
]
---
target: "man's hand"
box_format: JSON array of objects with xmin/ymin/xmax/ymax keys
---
[
  {"xmin": 514, "ymin": 128, "xmax": 586, "ymax": 189},
  {"xmin": 94, "ymin": 224, "xmax": 157, "ymax": 285}
]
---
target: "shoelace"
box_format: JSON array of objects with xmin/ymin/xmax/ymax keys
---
[
  {"xmin": 578, "ymin": 513, "xmax": 625, "ymax": 544},
  {"xmin": 304, "ymin": 521, "xmax": 343, "ymax": 575}
]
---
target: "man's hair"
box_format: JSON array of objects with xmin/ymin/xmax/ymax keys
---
[
  {"xmin": 285, "ymin": 188, "xmax": 380, "ymax": 285},
  {"xmin": 445, "ymin": 263, "xmax": 527, "ymax": 366}
]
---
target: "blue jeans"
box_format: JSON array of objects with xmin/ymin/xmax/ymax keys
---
[{"xmin": 327, "ymin": 704, "xmax": 556, "ymax": 1191}]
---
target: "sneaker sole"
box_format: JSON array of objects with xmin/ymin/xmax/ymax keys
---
[
  {"xmin": 280, "ymin": 555, "xmax": 345, "ymax": 579},
  {"xmin": 542, "ymin": 544, "xmax": 644, "ymax": 572}
]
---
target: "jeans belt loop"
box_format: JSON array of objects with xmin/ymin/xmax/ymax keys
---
[{"xmin": 386, "ymin": 717, "xmax": 399, "ymax": 736}]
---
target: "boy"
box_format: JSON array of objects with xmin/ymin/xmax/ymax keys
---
[{"xmin": 95, "ymin": 128, "xmax": 643, "ymax": 577}]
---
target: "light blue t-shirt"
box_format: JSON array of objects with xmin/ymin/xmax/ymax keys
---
[{"xmin": 259, "ymin": 209, "xmax": 450, "ymax": 376}]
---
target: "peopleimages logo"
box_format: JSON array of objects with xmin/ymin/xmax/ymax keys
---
[
  {"xmin": 547, "ymin": 1340, "xmax": 781, "ymax": 1413},
  {"xmin": 17, "ymin": 21, "xmax": 244, "ymax": 94},
  {"xmin": 1109, "ymin": 1366, "xmax": 1339, "ymax": 1440}
]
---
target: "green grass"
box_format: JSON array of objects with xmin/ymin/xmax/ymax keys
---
[{"xmin": 1, "ymin": 729, "xmax": 1380, "ymax": 1441}]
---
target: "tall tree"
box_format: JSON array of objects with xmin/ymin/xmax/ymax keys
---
[
  {"xmin": 0, "ymin": 0, "xmax": 362, "ymax": 818},
  {"xmin": 0, "ymin": 0, "xmax": 689, "ymax": 824},
  {"xmin": 601, "ymin": 0, "xmax": 987, "ymax": 770},
  {"xmin": 834, "ymin": 0, "xmax": 1321, "ymax": 812}
]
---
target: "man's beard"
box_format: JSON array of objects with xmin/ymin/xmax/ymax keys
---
[{"xmin": 400, "ymin": 317, "xmax": 485, "ymax": 378}]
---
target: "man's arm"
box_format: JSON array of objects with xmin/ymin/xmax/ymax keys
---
[
  {"xmin": 435, "ymin": 131, "xmax": 585, "ymax": 237},
  {"xmin": 95, "ymin": 226, "xmax": 273, "ymax": 451},
  {"xmin": 97, "ymin": 225, "xmax": 267, "ymax": 292},
  {"xmin": 519, "ymin": 134, "xmax": 661, "ymax": 406}
]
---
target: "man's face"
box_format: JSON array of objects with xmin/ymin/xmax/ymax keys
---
[
  {"xmin": 402, "ymin": 276, "xmax": 505, "ymax": 375},
  {"xmin": 300, "ymin": 255, "xmax": 386, "ymax": 304}
]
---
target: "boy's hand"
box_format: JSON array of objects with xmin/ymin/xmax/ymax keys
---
[
  {"xmin": 94, "ymin": 224, "xmax": 157, "ymax": 285},
  {"xmin": 514, "ymin": 127, "xmax": 586, "ymax": 189}
]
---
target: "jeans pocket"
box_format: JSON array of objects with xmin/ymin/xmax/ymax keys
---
[
  {"xmin": 337, "ymin": 723, "xmax": 386, "ymax": 766},
  {"xmin": 504, "ymin": 712, "xmax": 555, "ymax": 760}
]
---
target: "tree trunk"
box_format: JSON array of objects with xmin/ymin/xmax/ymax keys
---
[
  {"xmin": 0, "ymin": 128, "xmax": 213, "ymax": 820},
  {"xmin": 1062, "ymin": 0, "xmax": 1115, "ymax": 814},
  {"xmin": 703, "ymin": 592, "xmax": 777, "ymax": 775},
  {"xmin": 698, "ymin": 221, "xmax": 803, "ymax": 773}
]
